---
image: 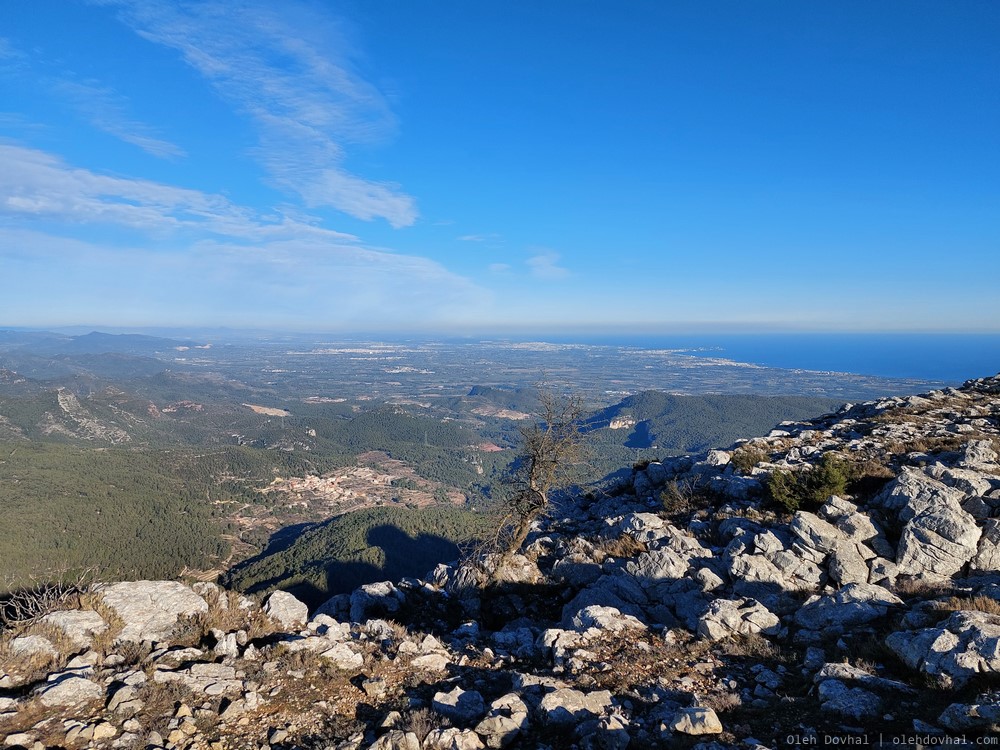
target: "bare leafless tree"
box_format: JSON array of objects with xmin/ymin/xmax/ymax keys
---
[
  {"xmin": 0, "ymin": 568, "xmax": 96, "ymax": 632},
  {"xmin": 495, "ymin": 390, "xmax": 588, "ymax": 561}
]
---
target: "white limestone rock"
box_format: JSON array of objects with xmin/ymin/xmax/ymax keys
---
[
  {"xmin": 94, "ymin": 581, "xmax": 207, "ymax": 643},
  {"xmin": 791, "ymin": 511, "xmax": 846, "ymax": 556},
  {"xmin": 350, "ymin": 581, "xmax": 403, "ymax": 622},
  {"xmin": 896, "ymin": 504, "xmax": 981, "ymax": 579},
  {"xmin": 624, "ymin": 548, "xmax": 690, "ymax": 585},
  {"xmin": 539, "ymin": 688, "xmax": 613, "ymax": 726},
  {"xmin": 368, "ymin": 730, "xmax": 421, "ymax": 750},
  {"xmin": 971, "ymin": 519, "xmax": 1000, "ymax": 573},
  {"xmin": 696, "ymin": 598, "xmax": 780, "ymax": 641},
  {"xmin": 887, "ymin": 610, "xmax": 1000, "ymax": 687},
  {"xmin": 938, "ymin": 699, "xmax": 1000, "ymax": 732},
  {"xmin": 424, "ymin": 728, "xmax": 485, "ymax": 750},
  {"xmin": 817, "ymin": 679, "xmax": 883, "ymax": 721},
  {"xmin": 570, "ymin": 605, "xmax": 646, "ymax": 634},
  {"xmin": 36, "ymin": 675, "xmax": 104, "ymax": 707},
  {"xmin": 829, "ymin": 541, "xmax": 872, "ymax": 585},
  {"xmin": 432, "ymin": 686, "xmax": 486, "ymax": 725},
  {"xmin": 475, "ymin": 693, "xmax": 529, "ymax": 749},
  {"xmin": 876, "ymin": 467, "xmax": 967, "ymax": 521},
  {"xmin": 668, "ymin": 706, "xmax": 723, "ymax": 735},
  {"xmin": 961, "ymin": 439, "xmax": 999, "ymax": 470},
  {"xmin": 40, "ymin": 610, "xmax": 107, "ymax": 649},
  {"xmin": 795, "ymin": 582, "xmax": 902, "ymax": 631},
  {"xmin": 263, "ymin": 590, "xmax": 309, "ymax": 629},
  {"xmin": 320, "ymin": 643, "xmax": 365, "ymax": 671},
  {"xmin": 9, "ymin": 635, "xmax": 57, "ymax": 659}
]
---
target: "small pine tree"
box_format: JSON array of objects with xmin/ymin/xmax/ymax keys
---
[{"xmin": 766, "ymin": 452, "xmax": 848, "ymax": 513}]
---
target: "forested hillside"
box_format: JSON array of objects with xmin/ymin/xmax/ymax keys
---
[
  {"xmin": 582, "ymin": 392, "xmax": 842, "ymax": 477},
  {"xmin": 0, "ymin": 443, "xmax": 346, "ymax": 592}
]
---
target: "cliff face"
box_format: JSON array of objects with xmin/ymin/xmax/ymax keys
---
[{"xmin": 2, "ymin": 375, "xmax": 1000, "ymax": 749}]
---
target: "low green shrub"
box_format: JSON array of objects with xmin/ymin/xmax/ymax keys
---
[{"xmin": 766, "ymin": 452, "xmax": 848, "ymax": 512}]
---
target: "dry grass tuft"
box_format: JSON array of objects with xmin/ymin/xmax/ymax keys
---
[
  {"xmin": 719, "ymin": 633, "xmax": 785, "ymax": 661},
  {"xmin": 402, "ymin": 707, "xmax": 445, "ymax": 742},
  {"xmin": 0, "ymin": 637, "xmax": 59, "ymax": 681},
  {"xmin": 119, "ymin": 639, "xmax": 153, "ymax": 668},
  {"xmin": 596, "ymin": 533, "xmax": 647, "ymax": 560},
  {"xmin": 138, "ymin": 679, "xmax": 194, "ymax": 734},
  {"xmin": 660, "ymin": 477, "xmax": 717, "ymax": 516},
  {"xmin": 938, "ymin": 595, "xmax": 1000, "ymax": 616},
  {"xmin": 893, "ymin": 578, "xmax": 956, "ymax": 600},
  {"xmin": 702, "ymin": 690, "xmax": 742, "ymax": 713}
]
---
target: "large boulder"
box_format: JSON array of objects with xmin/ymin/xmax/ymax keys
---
[
  {"xmin": 795, "ymin": 583, "xmax": 902, "ymax": 631},
  {"xmin": 668, "ymin": 707, "xmax": 723, "ymax": 735},
  {"xmin": 896, "ymin": 504, "xmax": 981, "ymax": 579},
  {"xmin": 263, "ymin": 591, "xmax": 309, "ymax": 629},
  {"xmin": 624, "ymin": 548, "xmax": 690, "ymax": 585},
  {"xmin": 696, "ymin": 598, "xmax": 780, "ymax": 641},
  {"xmin": 876, "ymin": 467, "xmax": 967, "ymax": 521},
  {"xmin": 36, "ymin": 675, "xmax": 104, "ymax": 707},
  {"xmin": 94, "ymin": 581, "xmax": 208, "ymax": 643},
  {"xmin": 887, "ymin": 610, "xmax": 1000, "ymax": 687},
  {"xmin": 538, "ymin": 688, "xmax": 613, "ymax": 726},
  {"xmin": 432, "ymin": 686, "xmax": 486, "ymax": 725}
]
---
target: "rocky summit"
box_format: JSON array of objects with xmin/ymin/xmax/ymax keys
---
[{"xmin": 3, "ymin": 375, "xmax": 1000, "ymax": 749}]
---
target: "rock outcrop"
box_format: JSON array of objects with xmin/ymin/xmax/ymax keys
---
[{"xmin": 3, "ymin": 373, "xmax": 1000, "ymax": 748}]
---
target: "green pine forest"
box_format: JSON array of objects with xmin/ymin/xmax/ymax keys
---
[{"xmin": 0, "ymin": 383, "xmax": 842, "ymax": 598}]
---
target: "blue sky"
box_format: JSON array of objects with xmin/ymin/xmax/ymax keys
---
[{"xmin": 1, "ymin": 0, "xmax": 997, "ymax": 333}]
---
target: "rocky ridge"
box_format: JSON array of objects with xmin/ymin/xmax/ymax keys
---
[{"xmin": 2, "ymin": 374, "xmax": 1000, "ymax": 749}]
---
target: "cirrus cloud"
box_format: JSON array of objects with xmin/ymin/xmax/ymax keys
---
[
  {"xmin": 94, "ymin": 0, "xmax": 418, "ymax": 227},
  {"xmin": 526, "ymin": 251, "xmax": 570, "ymax": 280}
]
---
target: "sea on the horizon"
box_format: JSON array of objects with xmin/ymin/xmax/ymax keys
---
[{"xmin": 537, "ymin": 332, "xmax": 1000, "ymax": 384}]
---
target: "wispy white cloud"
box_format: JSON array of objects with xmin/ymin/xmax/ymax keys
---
[
  {"xmin": 0, "ymin": 37, "xmax": 26, "ymax": 63},
  {"xmin": 0, "ymin": 227, "xmax": 488, "ymax": 328},
  {"xmin": 0, "ymin": 143, "xmax": 356, "ymax": 242},
  {"xmin": 0, "ymin": 36, "xmax": 28, "ymax": 76},
  {"xmin": 458, "ymin": 233, "xmax": 501, "ymax": 243},
  {"xmin": 53, "ymin": 80, "xmax": 186, "ymax": 159},
  {"xmin": 0, "ymin": 144, "xmax": 486, "ymax": 326},
  {"xmin": 489, "ymin": 263, "xmax": 511, "ymax": 274},
  {"xmin": 526, "ymin": 251, "xmax": 570, "ymax": 280},
  {"xmin": 95, "ymin": 0, "xmax": 418, "ymax": 227}
]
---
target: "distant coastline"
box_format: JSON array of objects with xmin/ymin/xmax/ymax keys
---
[{"xmin": 531, "ymin": 332, "xmax": 1000, "ymax": 384}]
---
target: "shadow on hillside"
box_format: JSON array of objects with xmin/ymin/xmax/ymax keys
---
[{"xmin": 231, "ymin": 524, "xmax": 464, "ymax": 610}]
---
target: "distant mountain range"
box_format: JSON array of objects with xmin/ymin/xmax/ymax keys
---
[{"xmin": 0, "ymin": 329, "xmax": 201, "ymax": 356}]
